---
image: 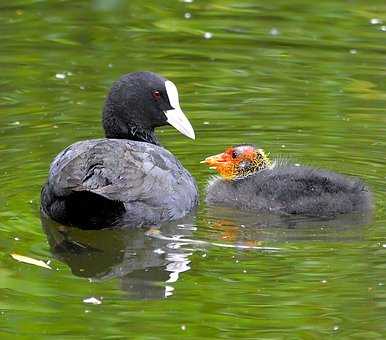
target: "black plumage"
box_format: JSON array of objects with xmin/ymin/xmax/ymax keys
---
[
  {"xmin": 205, "ymin": 162, "xmax": 372, "ymax": 217},
  {"xmin": 41, "ymin": 72, "xmax": 198, "ymax": 228}
]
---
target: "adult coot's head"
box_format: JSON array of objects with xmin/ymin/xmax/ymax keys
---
[{"xmin": 102, "ymin": 71, "xmax": 195, "ymax": 145}]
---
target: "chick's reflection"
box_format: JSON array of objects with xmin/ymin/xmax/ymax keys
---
[
  {"xmin": 206, "ymin": 206, "xmax": 371, "ymax": 243},
  {"xmin": 42, "ymin": 215, "xmax": 195, "ymax": 300}
]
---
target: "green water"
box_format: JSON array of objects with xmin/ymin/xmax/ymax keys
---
[{"xmin": 1, "ymin": 0, "xmax": 386, "ymax": 338}]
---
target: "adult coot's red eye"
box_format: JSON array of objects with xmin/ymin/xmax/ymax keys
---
[{"xmin": 152, "ymin": 90, "xmax": 161, "ymax": 100}]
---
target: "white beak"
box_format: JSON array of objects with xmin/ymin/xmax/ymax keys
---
[{"xmin": 164, "ymin": 80, "xmax": 195, "ymax": 140}]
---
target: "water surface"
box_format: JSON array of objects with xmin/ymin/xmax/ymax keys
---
[{"xmin": 1, "ymin": 0, "xmax": 386, "ymax": 338}]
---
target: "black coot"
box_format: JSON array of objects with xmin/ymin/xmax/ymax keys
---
[
  {"xmin": 201, "ymin": 145, "xmax": 372, "ymax": 217},
  {"xmin": 41, "ymin": 72, "xmax": 198, "ymax": 228}
]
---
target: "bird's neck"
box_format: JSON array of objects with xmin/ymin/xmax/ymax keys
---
[
  {"xmin": 106, "ymin": 127, "xmax": 160, "ymax": 145},
  {"xmin": 103, "ymin": 114, "xmax": 160, "ymax": 145},
  {"xmin": 126, "ymin": 127, "xmax": 160, "ymax": 145}
]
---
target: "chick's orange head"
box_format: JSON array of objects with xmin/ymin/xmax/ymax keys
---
[{"xmin": 201, "ymin": 145, "xmax": 271, "ymax": 180}]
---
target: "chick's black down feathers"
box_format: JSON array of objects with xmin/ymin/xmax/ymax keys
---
[{"xmin": 205, "ymin": 164, "xmax": 371, "ymax": 217}]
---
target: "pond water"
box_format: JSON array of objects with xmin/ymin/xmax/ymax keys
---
[{"xmin": 1, "ymin": 0, "xmax": 386, "ymax": 338}]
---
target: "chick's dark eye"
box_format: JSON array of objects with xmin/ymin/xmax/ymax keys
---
[
  {"xmin": 152, "ymin": 90, "xmax": 161, "ymax": 101},
  {"xmin": 231, "ymin": 150, "xmax": 238, "ymax": 159}
]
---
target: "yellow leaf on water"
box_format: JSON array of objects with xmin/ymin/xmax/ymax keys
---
[{"xmin": 10, "ymin": 253, "xmax": 52, "ymax": 270}]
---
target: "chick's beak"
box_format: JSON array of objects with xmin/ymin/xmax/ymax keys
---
[{"xmin": 200, "ymin": 152, "xmax": 227, "ymax": 169}]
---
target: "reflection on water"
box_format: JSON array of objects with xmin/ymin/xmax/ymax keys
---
[
  {"xmin": 1, "ymin": 0, "xmax": 386, "ymax": 337},
  {"xmin": 205, "ymin": 206, "xmax": 372, "ymax": 243},
  {"xmin": 42, "ymin": 214, "xmax": 195, "ymax": 300},
  {"xmin": 42, "ymin": 202, "xmax": 372, "ymax": 300},
  {"xmin": 42, "ymin": 209, "xmax": 284, "ymax": 300}
]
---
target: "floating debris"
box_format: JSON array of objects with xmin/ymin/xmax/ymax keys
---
[
  {"xmin": 55, "ymin": 73, "xmax": 66, "ymax": 79},
  {"xmin": 10, "ymin": 253, "xmax": 52, "ymax": 269},
  {"xmin": 380, "ymin": 26, "xmax": 386, "ymax": 32},
  {"xmin": 270, "ymin": 27, "xmax": 280, "ymax": 36},
  {"xmin": 203, "ymin": 32, "xmax": 213, "ymax": 39},
  {"xmin": 350, "ymin": 48, "xmax": 357, "ymax": 54},
  {"xmin": 370, "ymin": 18, "xmax": 382, "ymax": 25},
  {"xmin": 184, "ymin": 12, "xmax": 191, "ymax": 19},
  {"xmin": 83, "ymin": 297, "xmax": 102, "ymax": 305}
]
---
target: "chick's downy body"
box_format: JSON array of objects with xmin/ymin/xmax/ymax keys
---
[{"xmin": 203, "ymin": 145, "xmax": 372, "ymax": 217}]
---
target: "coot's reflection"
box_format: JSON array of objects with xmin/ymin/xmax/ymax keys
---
[
  {"xmin": 41, "ymin": 214, "xmax": 195, "ymax": 300},
  {"xmin": 206, "ymin": 206, "xmax": 372, "ymax": 244}
]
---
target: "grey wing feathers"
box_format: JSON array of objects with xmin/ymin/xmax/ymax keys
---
[
  {"xmin": 47, "ymin": 139, "xmax": 186, "ymax": 203},
  {"xmin": 49, "ymin": 139, "xmax": 196, "ymax": 210}
]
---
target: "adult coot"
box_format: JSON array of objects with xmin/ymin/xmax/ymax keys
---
[
  {"xmin": 201, "ymin": 144, "xmax": 372, "ymax": 217},
  {"xmin": 41, "ymin": 72, "xmax": 198, "ymax": 228}
]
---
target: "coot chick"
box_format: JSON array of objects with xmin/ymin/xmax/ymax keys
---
[
  {"xmin": 201, "ymin": 145, "xmax": 372, "ymax": 217},
  {"xmin": 41, "ymin": 72, "xmax": 198, "ymax": 228}
]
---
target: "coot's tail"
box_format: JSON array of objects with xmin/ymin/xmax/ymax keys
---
[{"xmin": 40, "ymin": 184, "xmax": 125, "ymax": 229}]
